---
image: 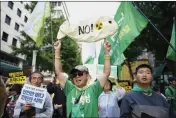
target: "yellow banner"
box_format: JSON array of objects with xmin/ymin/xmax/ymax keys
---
[
  {"xmin": 124, "ymin": 86, "xmax": 132, "ymax": 93},
  {"xmin": 119, "ymin": 82, "xmax": 129, "ymax": 86},
  {"xmin": 7, "ymin": 71, "xmax": 27, "ymax": 84},
  {"xmin": 8, "ymin": 76, "xmax": 26, "ymax": 84},
  {"xmin": 118, "ymin": 82, "xmax": 132, "ymax": 93}
]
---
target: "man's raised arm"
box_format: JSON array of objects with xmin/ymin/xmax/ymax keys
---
[
  {"xmin": 98, "ymin": 39, "xmax": 111, "ymax": 87},
  {"xmin": 54, "ymin": 40, "xmax": 67, "ymax": 88}
]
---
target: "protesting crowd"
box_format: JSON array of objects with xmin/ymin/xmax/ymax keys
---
[
  {"xmin": 0, "ymin": 39, "xmax": 175, "ymax": 118},
  {"xmin": 0, "ymin": 1, "xmax": 175, "ymax": 118}
]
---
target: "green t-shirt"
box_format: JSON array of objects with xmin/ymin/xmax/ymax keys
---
[{"xmin": 64, "ymin": 80, "xmax": 103, "ymax": 117}]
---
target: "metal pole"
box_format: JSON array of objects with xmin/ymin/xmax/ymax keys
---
[
  {"xmin": 132, "ymin": 2, "xmax": 176, "ymax": 53},
  {"xmin": 32, "ymin": 50, "xmax": 38, "ymax": 72},
  {"xmin": 50, "ymin": 2, "xmax": 55, "ymax": 83}
]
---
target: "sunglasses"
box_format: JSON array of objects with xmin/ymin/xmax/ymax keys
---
[{"xmin": 71, "ymin": 71, "xmax": 84, "ymax": 78}]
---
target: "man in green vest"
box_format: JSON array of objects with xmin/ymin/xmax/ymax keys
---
[
  {"xmin": 165, "ymin": 76, "xmax": 176, "ymax": 117},
  {"xmin": 54, "ymin": 39, "xmax": 111, "ymax": 117}
]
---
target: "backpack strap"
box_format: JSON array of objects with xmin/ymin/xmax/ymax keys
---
[{"xmin": 69, "ymin": 91, "xmax": 84, "ymax": 118}]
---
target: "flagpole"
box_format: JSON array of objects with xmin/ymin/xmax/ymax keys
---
[
  {"xmin": 132, "ymin": 2, "xmax": 176, "ymax": 53},
  {"xmin": 50, "ymin": 2, "xmax": 55, "ymax": 83},
  {"xmin": 32, "ymin": 50, "xmax": 37, "ymax": 72},
  {"xmin": 175, "ymin": 18, "xmax": 176, "ymax": 61},
  {"xmin": 174, "ymin": 17, "xmax": 176, "ymax": 62},
  {"xmin": 175, "ymin": 1, "xmax": 176, "ymax": 61}
]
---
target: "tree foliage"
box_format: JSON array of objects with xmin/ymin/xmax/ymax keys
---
[
  {"xmin": 11, "ymin": 2, "xmax": 81, "ymax": 73},
  {"xmin": 24, "ymin": 1, "xmax": 37, "ymax": 13}
]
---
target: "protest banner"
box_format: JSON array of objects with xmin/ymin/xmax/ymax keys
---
[
  {"xmin": 18, "ymin": 84, "xmax": 47, "ymax": 109},
  {"xmin": 7, "ymin": 70, "xmax": 27, "ymax": 84},
  {"xmin": 57, "ymin": 16, "xmax": 118, "ymax": 42}
]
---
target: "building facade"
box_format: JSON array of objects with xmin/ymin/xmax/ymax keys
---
[
  {"xmin": 0, "ymin": 1, "xmax": 70, "ymax": 83},
  {"xmin": 51, "ymin": 1, "xmax": 69, "ymax": 20},
  {"xmin": 1, "ymin": 1, "xmax": 31, "ymax": 74}
]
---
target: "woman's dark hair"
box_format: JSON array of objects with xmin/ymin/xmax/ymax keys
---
[
  {"xmin": 106, "ymin": 79, "xmax": 113, "ymax": 91},
  {"xmin": 9, "ymin": 84, "xmax": 22, "ymax": 94},
  {"xmin": 29, "ymin": 71, "xmax": 44, "ymax": 82}
]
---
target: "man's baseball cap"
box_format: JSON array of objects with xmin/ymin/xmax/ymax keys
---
[{"xmin": 70, "ymin": 65, "xmax": 89, "ymax": 74}]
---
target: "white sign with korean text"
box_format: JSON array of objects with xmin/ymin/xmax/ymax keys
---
[{"xmin": 18, "ymin": 84, "xmax": 47, "ymax": 109}]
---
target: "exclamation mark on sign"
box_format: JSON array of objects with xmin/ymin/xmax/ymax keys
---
[{"xmin": 91, "ymin": 24, "xmax": 93, "ymax": 32}]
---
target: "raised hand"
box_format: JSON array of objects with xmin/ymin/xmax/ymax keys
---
[
  {"xmin": 54, "ymin": 40, "xmax": 61, "ymax": 51},
  {"xmin": 104, "ymin": 39, "xmax": 111, "ymax": 55}
]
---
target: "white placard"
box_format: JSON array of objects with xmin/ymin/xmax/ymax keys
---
[
  {"xmin": 97, "ymin": 64, "xmax": 117, "ymax": 78},
  {"xmin": 18, "ymin": 84, "xmax": 47, "ymax": 109}
]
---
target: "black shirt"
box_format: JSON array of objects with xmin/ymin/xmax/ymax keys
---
[{"xmin": 47, "ymin": 83, "xmax": 66, "ymax": 117}]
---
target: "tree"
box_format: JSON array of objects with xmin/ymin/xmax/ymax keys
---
[
  {"xmin": 24, "ymin": 1, "xmax": 37, "ymax": 13},
  {"xmin": 11, "ymin": 2, "xmax": 81, "ymax": 73}
]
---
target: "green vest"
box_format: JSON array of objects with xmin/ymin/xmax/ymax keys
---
[{"xmin": 165, "ymin": 85, "xmax": 176, "ymax": 112}]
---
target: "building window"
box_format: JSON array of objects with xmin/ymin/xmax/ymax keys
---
[
  {"xmin": 15, "ymin": 23, "xmax": 19, "ymax": 31},
  {"xmin": 24, "ymin": 16, "xmax": 28, "ymax": 23},
  {"xmin": 12, "ymin": 38, "xmax": 17, "ymax": 47},
  {"xmin": 17, "ymin": 8, "xmax": 21, "ymax": 17},
  {"xmin": 52, "ymin": 2, "xmax": 57, "ymax": 6},
  {"xmin": 52, "ymin": 2, "xmax": 61, "ymax": 6},
  {"xmin": 58, "ymin": 2, "xmax": 61, "ymax": 6},
  {"xmin": 2, "ymin": 32, "xmax": 9, "ymax": 42},
  {"xmin": 5, "ymin": 15, "xmax": 11, "ymax": 25},
  {"xmin": 8, "ymin": 1, "xmax": 14, "ymax": 9}
]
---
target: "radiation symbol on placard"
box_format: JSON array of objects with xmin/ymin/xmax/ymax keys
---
[{"xmin": 95, "ymin": 21, "xmax": 103, "ymax": 30}]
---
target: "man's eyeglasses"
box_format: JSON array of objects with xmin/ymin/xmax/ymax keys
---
[
  {"xmin": 31, "ymin": 77, "xmax": 42, "ymax": 82},
  {"xmin": 71, "ymin": 71, "xmax": 85, "ymax": 78}
]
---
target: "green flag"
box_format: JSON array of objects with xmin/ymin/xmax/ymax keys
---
[
  {"xmin": 117, "ymin": 65, "xmax": 122, "ymax": 80},
  {"xmin": 24, "ymin": 2, "xmax": 50, "ymax": 47},
  {"xmin": 166, "ymin": 18, "xmax": 176, "ymax": 61},
  {"xmin": 84, "ymin": 56, "xmax": 94, "ymax": 64},
  {"xmin": 98, "ymin": 2, "xmax": 148, "ymax": 65}
]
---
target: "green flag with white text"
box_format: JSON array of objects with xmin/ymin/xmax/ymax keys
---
[
  {"xmin": 166, "ymin": 18, "xmax": 176, "ymax": 61},
  {"xmin": 98, "ymin": 2, "xmax": 148, "ymax": 65},
  {"xmin": 24, "ymin": 2, "xmax": 50, "ymax": 47}
]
